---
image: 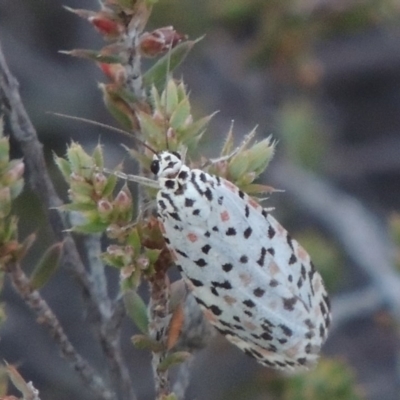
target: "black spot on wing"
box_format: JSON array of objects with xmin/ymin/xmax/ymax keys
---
[
  {"xmin": 210, "ymin": 305, "xmax": 222, "ymax": 316},
  {"xmin": 194, "ymin": 258, "xmax": 207, "ymax": 267},
  {"xmin": 176, "ymin": 249, "xmax": 188, "ymax": 258},
  {"xmin": 243, "ymin": 299, "xmax": 256, "ymax": 308},
  {"xmin": 268, "ymin": 225, "xmax": 276, "ymax": 239},
  {"xmin": 301, "ymin": 264, "xmax": 306, "ymax": 280},
  {"xmin": 226, "ymin": 227, "xmax": 236, "ymax": 236},
  {"xmin": 185, "ymin": 198, "xmax": 195, "ymax": 207},
  {"xmin": 270, "ymin": 279, "xmax": 278, "ymax": 287},
  {"xmin": 239, "ymin": 255, "xmax": 248, "ymax": 263},
  {"xmin": 201, "ymin": 244, "xmax": 211, "ymax": 254},
  {"xmin": 286, "ymin": 234, "xmax": 294, "ymax": 250},
  {"xmin": 261, "ymin": 209, "xmax": 268, "ymax": 218},
  {"xmin": 279, "ymin": 324, "xmax": 293, "ymax": 337},
  {"xmin": 211, "ymin": 280, "xmax": 232, "ymax": 290},
  {"xmin": 178, "ymin": 170, "xmax": 188, "ymax": 180},
  {"xmin": 253, "ymin": 288, "xmax": 265, "ymax": 297},
  {"xmin": 283, "ymin": 297, "xmax": 297, "ymax": 311},
  {"xmin": 222, "ymin": 263, "xmax": 233, "ymax": 272},
  {"xmin": 267, "ymin": 247, "xmax": 275, "ymax": 256},
  {"xmin": 243, "ymin": 227, "xmax": 252, "ymax": 238},
  {"xmin": 257, "ymin": 247, "xmax": 267, "ymax": 266},
  {"xmin": 204, "ymin": 187, "xmax": 213, "ymax": 201},
  {"xmin": 168, "ymin": 212, "xmax": 181, "ymax": 221}
]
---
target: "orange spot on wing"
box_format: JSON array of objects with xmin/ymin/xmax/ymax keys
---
[
  {"xmin": 296, "ymin": 246, "xmax": 309, "ymax": 262},
  {"xmin": 268, "ymin": 261, "xmax": 280, "ymax": 276},
  {"xmin": 284, "ymin": 342, "xmax": 301, "ymax": 358},
  {"xmin": 223, "ymin": 295, "xmax": 237, "ymax": 305},
  {"xmin": 239, "ymin": 273, "xmax": 252, "ymax": 286},
  {"xmin": 223, "ymin": 180, "xmax": 238, "ymax": 193},
  {"xmin": 220, "ymin": 210, "xmax": 230, "ymax": 221},
  {"xmin": 187, "ymin": 233, "xmax": 198, "ymax": 242},
  {"xmin": 244, "ymin": 321, "xmax": 257, "ymax": 331}
]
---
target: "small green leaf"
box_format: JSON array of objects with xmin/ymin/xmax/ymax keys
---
[
  {"xmin": 170, "ymin": 98, "xmax": 191, "ymax": 130},
  {"xmin": 72, "ymin": 220, "xmax": 110, "ymax": 234},
  {"xmin": 144, "ymin": 247, "xmax": 161, "ymax": 265},
  {"xmin": 92, "ymin": 145, "xmax": 104, "ymax": 168},
  {"xmin": 162, "ymin": 79, "xmax": 179, "ymax": 115},
  {"xmin": 228, "ymin": 155, "xmax": 249, "ymax": 181},
  {"xmin": 54, "ymin": 155, "xmax": 72, "ymax": 180},
  {"xmin": 157, "ymin": 351, "xmax": 191, "ymax": 372},
  {"xmin": 101, "ymin": 85, "xmax": 136, "ymax": 130},
  {"xmin": 143, "ymin": 40, "xmax": 198, "ymax": 91},
  {"xmin": 136, "ymin": 110, "xmax": 164, "ymax": 142},
  {"xmin": 220, "ymin": 123, "xmax": 235, "ymax": 156},
  {"xmin": 127, "ymin": 228, "xmax": 141, "ymax": 255},
  {"xmin": 124, "ymin": 290, "xmax": 149, "ymax": 334},
  {"xmin": 131, "ymin": 334, "xmax": 164, "ymax": 351},
  {"xmin": 30, "ymin": 242, "xmax": 63, "ymax": 290},
  {"xmin": 178, "ymin": 112, "xmax": 216, "ymax": 143}
]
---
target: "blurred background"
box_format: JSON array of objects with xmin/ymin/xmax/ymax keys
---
[{"xmin": 1, "ymin": 0, "xmax": 400, "ymax": 399}]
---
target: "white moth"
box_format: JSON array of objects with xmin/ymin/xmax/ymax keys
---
[{"xmin": 148, "ymin": 151, "xmax": 331, "ymax": 370}]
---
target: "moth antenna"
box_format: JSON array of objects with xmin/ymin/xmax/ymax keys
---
[
  {"xmin": 51, "ymin": 112, "xmax": 158, "ymax": 155},
  {"xmin": 164, "ymin": 41, "xmax": 173, "ymax": 151}
]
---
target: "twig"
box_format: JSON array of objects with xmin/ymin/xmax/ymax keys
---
[
  {"xmin": 0, "ymin": 39, "xmax": 136, "ymax": 400},
  {"xmin": 5, "ymin": 262, "xmax": 116, "ymax": 400},
  {"xmin": 148, "ymin": 272, "xmax": 171, "ymax": 399},
  {"xmin": 81, "ymin": 232, "xmax": 135, "ymax": 400},
  {"xmin": 269, "ymin": 160, "xmax": 400, "ymax": 321}
]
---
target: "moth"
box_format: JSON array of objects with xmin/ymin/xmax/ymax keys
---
[{"xmin": 148, "ymin": 150, "xmax": 331, "ymax": 370}]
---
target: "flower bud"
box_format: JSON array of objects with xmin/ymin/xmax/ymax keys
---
[
  {"xmin": 89, "ymin": 14, "xmax": 124, "ymax": 38},
  {"xmin": 93, "ymin": 172, "xmax": 107, "ymax": 195},
  {"xmin": 139, "ymin": 26, "xmax": 186, "ymax": 57},
  {"xmin": 97, "ymin": 199, "xmax": 113, "ymax": 218}
]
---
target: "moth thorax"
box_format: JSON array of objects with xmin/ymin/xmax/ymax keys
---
[{"xmin": 151, "ymin": 151, "xmax": 183, "ymax": 179}]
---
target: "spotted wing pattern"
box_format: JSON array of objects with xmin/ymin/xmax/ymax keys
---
[{"xmin": 154, "ymin": 152, "xmax": 331, "ymax": 370}]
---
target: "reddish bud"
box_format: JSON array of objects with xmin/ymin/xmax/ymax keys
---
[
  {"xmin": 98, "ymin": 199, "xmax": 113, "ymax": 216},
  {"xmin": 99, "ymin": 63, "xmax": 126, "ymax": 84},
  {"xmin": 89, "ymin": 15, "xmax": 123, "ymax": 37},
  {"xmin": 137, "ymin": 256, "xmax": 149, "ymax": 270},
  {"xmin": 114, "ymin": 187, "xmax": 132, "ymax": 210},
  {"xmin": 139, "ymin": 26, "xmax": 187, "ymax": 57}
]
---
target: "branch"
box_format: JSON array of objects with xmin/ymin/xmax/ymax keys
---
[
  {"xmin": 82, "ymin": 232, "xmax": 134, "ymax": 400},
  {"xmin": 0, "ymin": 39, "xmax": 136, "ymax": 399},
  {"xmin": 6, "ymin": 262, "xmax": 116, "ymax": 400}
]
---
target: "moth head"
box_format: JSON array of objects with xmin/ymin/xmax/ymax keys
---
[{"xmin": 150, "ymin": 151, "xmax": 182, "ymax": 178}]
